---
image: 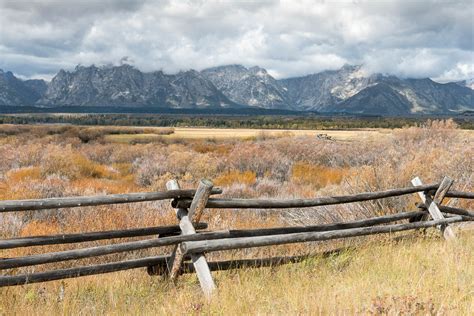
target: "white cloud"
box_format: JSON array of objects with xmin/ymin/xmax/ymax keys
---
[
  {"xmin": 434, "ymin": 62, "xmax": 474, "ymax": 83},
  {"xmin": 0, "ymin": 0, "xmax": 472, "ymax": 81}
]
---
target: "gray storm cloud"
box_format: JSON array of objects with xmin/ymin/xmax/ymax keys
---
[{"xmin": 0, "ymin": 0, "xmax": 472, "ymax": 82}]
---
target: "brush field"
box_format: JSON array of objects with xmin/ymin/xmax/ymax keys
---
[{"xmin": 0, "ymin": 119, "xmax": 472, "ymax": 314}]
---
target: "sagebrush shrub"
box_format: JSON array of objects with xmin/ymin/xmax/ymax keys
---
[
  {"xmin": 41, "ymin": 146, "xmax": 114, "ymax": 180},
  {"xmin": 215, "ymin": 170, "xmax": 257, "ymax": 186},
  {"xmin": 291, "ymin": 162, "xmax": 348, "ymax": 189}
]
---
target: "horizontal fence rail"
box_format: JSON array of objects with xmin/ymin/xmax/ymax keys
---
[
  {"xmin": 0, "ymin": 210, "xmax": 430, "ymax": 270},
  {"xmin": 0, "ymin": 255, "xmax": 169, "ymax": 287},
  {"xmin": 0, "ymin": 223, "xmax": 208, "ymax": 249},
  {"xmin": 0, "ymin": 251, "xmax": 343, "ymax": 287},
  {"xmin": 181, "ymin": 217, "xmax": 464, "ymax": 254},
  {"xmin": 0, "ymin": 188, "xmax": 222, "ymax": 212},
  {"xmin": 437, "ymin": 190, "xmax": 474, "ymax": 199},
  {"xmin": 0, "ymin": 216, "xmax": 466, "ymax": 287},
  {"xmin": 0, "ymin": 176, "xmax": 472, "ymax": 296},
  {"xmin": 438, "ymin": 205, "xmax": 474, "ymax": 218},
  {"xmin": 0, "ymin": 230, "xmax": 232, "ymax": 270},
  {"xmin": 173, "ymin": 183, "xmax": 442, "ymax": 209}
]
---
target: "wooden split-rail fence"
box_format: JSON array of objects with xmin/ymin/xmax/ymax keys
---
[{"xmin": 0, "ymin": 176, "xmax": 472, "ymax": 297}]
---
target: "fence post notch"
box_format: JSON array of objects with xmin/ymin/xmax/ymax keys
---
[{"xmin": 411, "ymin": 176, "xmax": 456, "ymax": 241}]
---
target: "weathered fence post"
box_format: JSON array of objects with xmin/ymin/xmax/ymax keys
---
[
  {"xmin": 166, "ymin": 179, "xmax": 216, "ymax": 297},
  {"xmin": 411, "ymin": 176, "xmax": 456, "ymax": 240}
]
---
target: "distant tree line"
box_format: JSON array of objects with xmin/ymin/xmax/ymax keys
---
[{"xmin": 0, "ymin": 114, "xmax": 473, "ymax": 129}]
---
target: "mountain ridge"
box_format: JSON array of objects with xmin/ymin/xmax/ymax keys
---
[
  {"xmin": 35, "ymin": 65, "xmax": 238, "ymax": 109},
  {"xmin": 0, "ymin": 64, "xmax": 472, "ymax": 115}
]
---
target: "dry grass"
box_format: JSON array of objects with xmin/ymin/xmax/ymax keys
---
[
  {"xmin": 0, "ymin": 119, "xmax": 472, "ymax": 314},
  {"xmin": 0, "ymin": 233, "xmax": 472, "ymax": 315}
]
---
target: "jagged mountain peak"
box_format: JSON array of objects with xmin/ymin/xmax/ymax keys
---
[
  {"xmin": 176, "ymin": 69, "xmax": 202, "ymax": 77},
  {"xmin": 248, "ymin": 65, "xmax": 266, "ymax": 72},
  {"xmin": 2, "ymin": 70, "xmax": 16, "ymax": 79},
  {"xmin": 201, "ymin": 64, "xmax": 291, "ymax": 109},
  {"xmin": 202, "ymin": 64, "xmax": 272, "ymax": 81},
  {"xmin": 73, "ymin": 64, "xmax": 98, "ymax": 72},
  {"xmin": 340, "ymin": 63, "xmax": 363, "ymax": 72},
  {"xmin": 56, "ymin": 69, "xmax": 68, "ymax": 76}
]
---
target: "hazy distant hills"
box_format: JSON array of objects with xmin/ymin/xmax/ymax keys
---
[{"xmin": 1, "ymin": 64, "xmax": 472, "ymax": 115}]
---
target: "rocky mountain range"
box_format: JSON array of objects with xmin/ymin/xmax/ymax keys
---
[
  {"xmin": 36, "ymin": 65, "xmax": 236, "ymax": 109},
  {"xmin": 1, "ymin": 64, "xmax": 472, "ymax": 115}
]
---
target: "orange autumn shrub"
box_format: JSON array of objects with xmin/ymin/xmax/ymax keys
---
[
  {"xmin": 0, "ymin": 182, "xmax": 6, "ymax": 199},
  {"xmin": 215, "ymin": 170, "xmax": 257, "ymax": 186},
  {"xmin": 192, "ymin": 141, "xmax": 233, "ymax": 155},
  {"xmin": 2, "ymin": 185, "xmax": 42, "ymax": 200},
  {"xmin": 41, "ymin": 147, "xmax": 115, "ymax": 180},
  {"xmin": 291, "ymin": 162, "xmax": 348, "ymax": 189},
  {"xmin": 6, "ymin": 167, "xmax": 42, "ymax": 182}
]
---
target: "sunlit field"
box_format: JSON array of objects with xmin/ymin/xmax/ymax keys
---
[
  {"xmin": 161, "ymin": 127, "xmax": 390, "ymax": 140},
  {"xmin": 104, "ymin": 127, "xmax": 392, "ymax": 142},
  {"xmin": 0, "ymin": 119, "xmax": 472, "ymax": 314}
]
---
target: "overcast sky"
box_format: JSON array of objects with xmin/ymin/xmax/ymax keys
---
[{"xmin": 0, "ymin": 0, "xmax": 473, "ymax": 82}]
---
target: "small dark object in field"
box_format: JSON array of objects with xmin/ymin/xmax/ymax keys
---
[{"xmin": 316, "ymin": 133, "xmax": 333, "ymax": 140}]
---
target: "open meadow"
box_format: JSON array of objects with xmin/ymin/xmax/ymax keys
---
[
  {"xmin": 105, "ymin": 127, "xmax": 393, "ymax": 142},
  {"xmin": 0, "ymin": 119, "xmax": 473, "ymax": 314}
]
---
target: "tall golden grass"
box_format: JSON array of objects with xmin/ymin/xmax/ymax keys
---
[{"xmin": 0, "ymin": 234, "xmax": 472, "ymax": 314}]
